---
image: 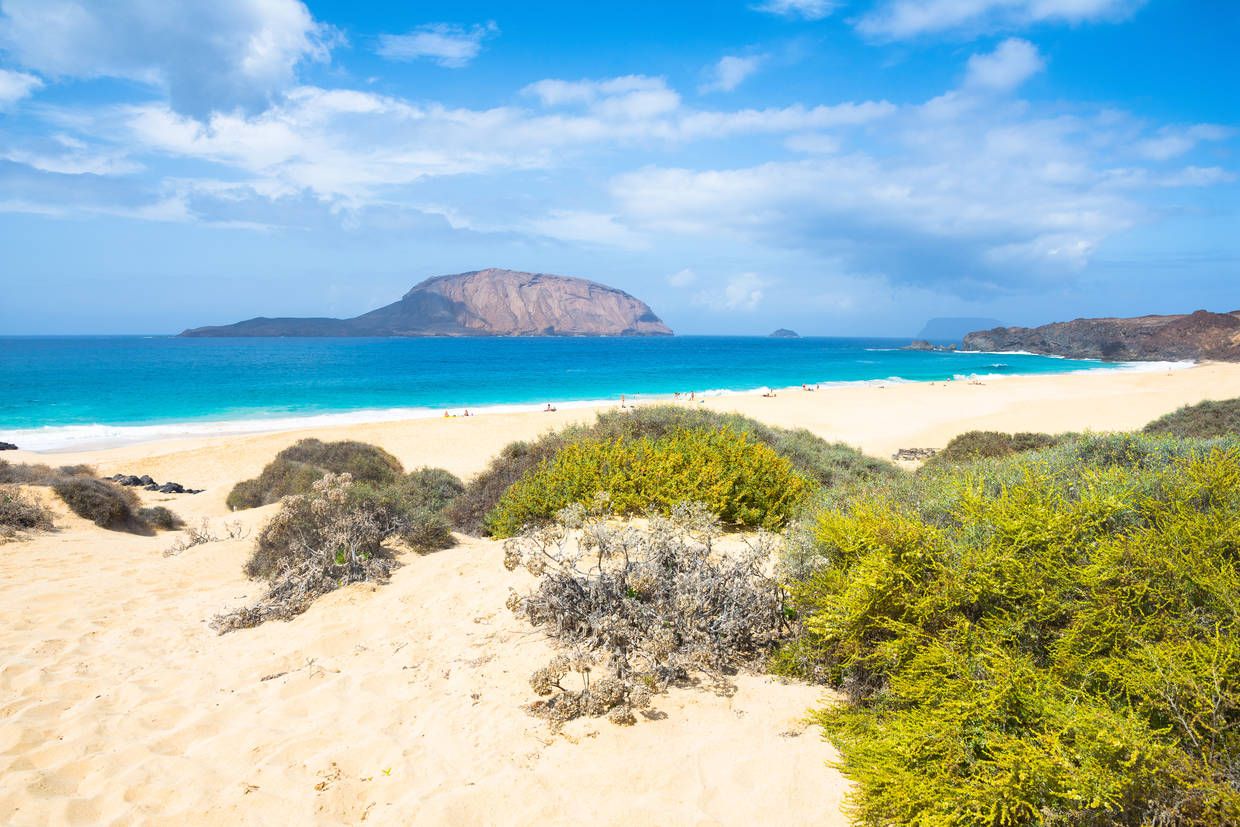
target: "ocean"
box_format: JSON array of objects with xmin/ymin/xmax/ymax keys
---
[{"xmin": 0, "ymin": 335, "xmax": 1168, "ymax": 451}]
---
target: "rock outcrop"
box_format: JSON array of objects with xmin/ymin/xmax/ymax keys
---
[
  {"xmin": 768, "ymin": 329, "xmax": 800, "ymax": 338},
  {"xmin": 962, "ymin": 310, "xmax": 1240, "ymax": 362},
  {"xmin": 181, "ymin": 269, "xmax": 672, "ymax": 338},
  {"xmin": 918, "ymin": 317, "xmax": 1003, "ymax": 341},
  {"xmin": 902, "ymin": 340, "xmax": 956, "ymax": 352}
]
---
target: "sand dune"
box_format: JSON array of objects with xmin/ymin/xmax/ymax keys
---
[{"xmin": 4, "ymin": 362, "xmax": 1240, "ymax": 825}]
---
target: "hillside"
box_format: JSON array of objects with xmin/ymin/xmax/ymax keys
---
[
  {"xmin": 962, "ymin": 309, "xmax": 1240, "ymax": 361},
  {"xmin": 181, "ymin": 269, "xmax": 673, "ymax": 338}
]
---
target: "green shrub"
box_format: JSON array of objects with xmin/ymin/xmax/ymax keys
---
[
  {"xmin": 1144, "ymin": 397, "xmax": 1240, "ymax": 438},
  {"xmin": 927, "ymin": 429, "xmax": 1068, "ymax": 465},
  {"xmin": 53, "ymin": 477, "xmax": 141, "ymax": 529},
  {"xmin": 0, "ymin": 485, "xmax": 53, "ymax": 536},
  {"xmin": 777, "ymin": 433, "xmax": 1240, "ymax": 825},
  {"xmin": 487, "ymin": 427, "xmax": 812, "ymax": 538},
  {"xmin": 137, "ymin": 505, "xmax": 184, "ymax": 531},
  {"xmin": 450, "ymin": 405, "xmax": 893, "ymax": 535},
  {"xmin": 226, "ymin": 438, "xmax": 404, "ymax": 510}
]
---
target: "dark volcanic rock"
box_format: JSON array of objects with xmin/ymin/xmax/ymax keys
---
[
  {"xmin": 180, "ymin": 269, "xmax": 673, "ymax": 338},
  {"xmin": 902, "ymin": 339, "xmax": 957, "ymax": 352},
  {"xmin": 0, "ymin": 442, "xmax": 17, "ymax": 451},
  {"xmin": 918, "ymin": 317, "xmax": 1003, "ymax": 341},
  {"xmin": 962, "ymin": 310, "xmax": 1240, "ymax": 362},
  {"xmin": 768, "ymin": 328, "xmax": 800, "ymax": 338}
]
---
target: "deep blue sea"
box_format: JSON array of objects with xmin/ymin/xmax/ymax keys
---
[{"xmin": 0, "ymin": 335, "xmax": 1138, "ymax": 450}]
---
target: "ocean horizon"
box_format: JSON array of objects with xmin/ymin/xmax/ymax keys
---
[{"xmin": 0, "ymin": 335, "xmax": 1185, "ymax": 451}]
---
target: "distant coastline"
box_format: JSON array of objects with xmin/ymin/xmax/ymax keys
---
[{"xmin": 0, "ymin": 337, "xmax": 1192, "ymax": 451}]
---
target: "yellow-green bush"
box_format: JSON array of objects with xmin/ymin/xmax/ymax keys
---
[
  {"xmin": 486, "ymin": 427, "xmax": 811, "ymax": 537},
  {"xmin": 777, "ymin": 434, "xmax": 1240, "ymax": 825}
]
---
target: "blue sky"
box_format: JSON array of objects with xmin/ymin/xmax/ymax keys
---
[{"xmin": 0, "ymin": 0, "xmax": 1236, "ymax": 335}]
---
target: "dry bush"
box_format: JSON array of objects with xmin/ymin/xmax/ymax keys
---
[
  {"xmin": 0, "ymin": 485, "xmax": 54, "ymax": 538},
  {"xmin": 504, "ymin": 498, "xmax": 791, "ymax": 728},
  {"xmin": 163, "ymin": 518, "xmax": 248, "ymax": 556},
  {"xmin": 137, "ymin": 505, "xmax": 184, "ymax": 531},
  {"xmin": 52, "ymin": 477, "xmax": 142, "ymax": 529},
  {"xmin": 1144, "ymin": 396, "xmax": 1240, "ymax": 438},
  {"xmin": 214, "ymin": 473, "xmax": 397, "ymax": 632}
]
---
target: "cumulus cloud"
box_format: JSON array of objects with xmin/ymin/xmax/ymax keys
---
[
  {"xmin": 964, "ymin": 38, "xmax": 1044, "ymax": 91},
  {"xmin": 753, "ymin": 0, "xmax": 838, "ymax": 20},
  {"xmin": 606, "ymin": 96, "xmax": 1206, "ymax": 292},
  {"xmin": 376, "ymin": 22, "xmax": 498, "ymax": 68},
  {"xmin": 695, "ymin": 273, "xmax": 769, "ymax": 311},
  {"xmin": 700, "ymin": 55, "xmax": 764, "ymax": 94},
  {"xmin": 0, "ymin": 67, "xmax": 41, "ymax": 108},
  {"xmin": 858, "ymin": 0, "xmax": 1144, "ymax": 39},
  {"xmin": 0, "ymin": 0, "xmax": 335, "ymax": 118}
]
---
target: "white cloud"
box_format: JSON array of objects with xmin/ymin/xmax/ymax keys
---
[
  {"xmin": 1135, "ymin": 124, "xmax": 1232, "ymax": 161},
  {"xmin": 526, "ymin": 210, "xmax": 645, "ymax": 248},
  {"xmin": 0, "ymin": 0, "xmax": 335, "ymax": 117},
  {"xmin": 858, "ymin": 0, "xmax": 1144, "ymax": 39},
  {"xmin": 695, "ymin": 273, "xmax": 769, "ymax": 311},
  {"xmin": 668, "ymin": 268, "xmax": 697, "ymax": 287},
  {"xmin": 0, "ymin": 68, "xmax": 41, "ymax": 108},
  {"xmin": 964, "ymin": 38, "xmax": 1044, "ymax": 91},
  {"xmin": 524, "ymin": 75, "xmax": 681, "ymax": 118},
  {"xmin": 376, "ymin": 22, "xmax": 498, "ymax": 68},
  {"xmin": 700, "ymin": 55, "xmax": 764, "ymax": 94},
  {"xmin": 753, "ymin": 0, "xmax": 838, "ymax": 20},
  {"xmin": 607, "ymin": 97, "xmax": 1196, "ymax": 290}
]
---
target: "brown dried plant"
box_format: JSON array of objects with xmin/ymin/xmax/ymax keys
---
[
  {"xmin": 504, "ymin": 496, "xmax": 791, "ymax": 728},
  {"xmin": 213, "ymin": 473, "xmax": 396, "ymax": 632}
]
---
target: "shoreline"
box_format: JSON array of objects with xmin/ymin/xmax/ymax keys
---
[{"xmin": 0, "ymin": 357, "xmax": 1196, "ymax": 453}]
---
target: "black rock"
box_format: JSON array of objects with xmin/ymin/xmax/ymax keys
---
[
  {"xmin": 139, "ymin": 475, "xmax": 155, "ymax": 485},
  {"xmin": 0, "ymin": 442, "xmax": 17, "ymax": 451},
  {"xmin": 144, "ymin": 483, "xmax": 160, "ymax": 491},
  {"xmin": 157, "ymin": 482, "xmax": 185, "ymax": 494},
  {"xmin": 121, "ymin": 475, "xmax": 142, "ymax": 486}
]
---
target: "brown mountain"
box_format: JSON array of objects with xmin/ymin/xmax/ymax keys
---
[
  {"xmin": 962, "ymin": 310, "xmax": 1240, "ymax": 361},
  {"xmin": 180, "ymin": 269, "xmax": 673, "ymax": 338}
]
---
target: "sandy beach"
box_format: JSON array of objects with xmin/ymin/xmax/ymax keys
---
[{"xmin": 4, "ymin": 362, "xmax": 1240, "ymax": 826}]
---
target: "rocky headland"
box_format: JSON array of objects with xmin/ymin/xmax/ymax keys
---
[
  {"xmin": 181, "ymin": 269, "xmax": 672, "ymax": 338},
  {"xmin": 962, "ymin": 310, "xmax": 1240, "ymax": 362}
]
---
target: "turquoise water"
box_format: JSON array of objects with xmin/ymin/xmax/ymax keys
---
[{"xmin": 0, "ymin": 335, "xmax": 1126, "ymax": 450}]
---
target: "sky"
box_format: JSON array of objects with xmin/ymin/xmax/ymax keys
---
[{"xmin": 0, "ymin": 0, "xmax": 1236, "ymax": 336}]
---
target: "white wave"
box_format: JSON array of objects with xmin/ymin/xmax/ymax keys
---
[{"xmin": 3, "ymin": 360, "xmax": 1162, "ymax": 452}]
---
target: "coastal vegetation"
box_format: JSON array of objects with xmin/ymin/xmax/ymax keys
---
[
  {"xmin": 774, "ymin": 432, "xmax": 1240, "ymax": 825},
  {"xmin": 926, "ymin": 429, "xmax": 1069, "ymax": 464},
  {"xmin": 487, "ymin": 427, "xmax": 810, "ymax": 538},
  {"xmin": 226, "ymin": 438, "xmax": 404, "ymax": 509},
  {"xmin": 0, "ymin": 485, "xmax": 53, "ymax": 539},
  {"xmin": 1144, "ymin": 396, "xmax": 1240, "ymax": 439},
  {"xmin": 450, "ymin": 405, "xmax": 894, "ymax": 535},
  {"xmin": 505, "ymin": 500, "xmax": 789, "ymax": 727},
  {"xmin": 219, "ymin": 446, "xmax": 463, "ymax": 630},
  {"xmin": 0, "ymin": 459, "xmax": 182, "ymax": 534}
]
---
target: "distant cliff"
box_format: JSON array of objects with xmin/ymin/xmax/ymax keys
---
[
  {"xmin": 962, "ymin": 310, "xmax": 1240, "ymax": 361},
  {"xmin": 181, "ymin": 269, "xmax": 673, "ymax": 338}
]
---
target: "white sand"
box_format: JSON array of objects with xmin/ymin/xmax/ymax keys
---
[{"xmin": 4, "ymin": 361, "xmax": 1239, "ymax": 825}]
